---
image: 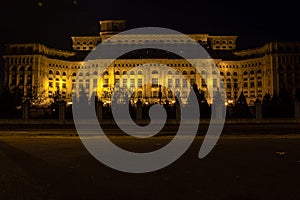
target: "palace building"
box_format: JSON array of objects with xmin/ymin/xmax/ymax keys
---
[{"xmin": 2, "ymin": 20, "xmax": 300, "ymax": 106}]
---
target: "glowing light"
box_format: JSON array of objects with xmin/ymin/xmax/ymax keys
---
[
  {"xmin": 38, "ymin": 2, "xmax": 43, "ymax": 7},
  {"xmin": 67, "ymin": 102, "xmax": 73, "ymax": 105}
]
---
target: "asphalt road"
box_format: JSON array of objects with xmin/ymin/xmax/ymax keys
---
[{"xmin": 0, "ymin": 124, "xmax": 300, "ymax": 200}]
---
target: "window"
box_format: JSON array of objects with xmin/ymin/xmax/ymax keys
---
[
  {"xmin": 138, "ymin": 71, "xmax": 142, "ymax": 75},
  {"xmin": 62, "ymin": 83, "xmax": 66, "ymax": 88},
  {"xmin": 137, "ymin": 91, "xmax": 142, "ymax": 98},
  {"xmin": 182, "ymin": 71, "xmax": 187, "ymax": 75},
  {"xmin": 115, "ymin": 71, "xmax": 120, "ymax": 75},
  {"xmin": 233, "ymin": 72, "xmax": 238, "ymax": 76},
  {"xmin": 257, "ymin": 81, "xmax": 262, "ymax": 87},
  {"xmin": 190, "ymin": 79, "xmax": 195, "ymax": 85},
  {"xmin": 152, "ymin": 70, "xmax": 158, "ymax": 74},
  {"xmin": 49, "ymin": 82, "xmax": 53, "ymax": 87},
  {"xmin": 72, "ymin": 72, "xmax": 76, "ymax": 76},
  {"xmin": 152, "ymin": 78, "xmax": 158, "ymax": 87},
  {"xmin": 130, "ymin": 71, "xmax": 135, "ymax": 75},
  {"xmin": 182, "ymin": 79, "xmax": 187, "ymax": 88},
  {"xmin": 175, "ymin": 79, "xmax": 180, "ymax": 87},
  {"xmin": 103, "ymin": 71, "xmax": 109, "ymax": 75},
  {"xmin": 103, "ymin": 79, "xmax": 108, "ymax": 87},
  {"xmin": 244, "ymin": 83, "xmax": 248, "ymax": 88},
  {"xmin": 227, "ymin": 83, "xmax": 231, "ymax": 88},
  {"xmin": 123, "ymin": 71, "xmax": 127, "ymax": 75},
  {"xmin": 49, "ymin": 70, "xmax": 53, "ymax": 74},
  {"xmin": 190, "ymin": 71, "xmax": 195, "ymax": 75},
  {"xmin": 152, "ymin": 91, "xmax": 158, "ymax": 98},
  {"xmin": 93, "ymin": 79, "xmax": 97, "ymax": 88},
  {"xmin": 123, "ymin": 79, "xmax": 127, "ymax": 87},
  {"xmin": 56, "ymin": 71, "xmax": 60, "ymax": 75},
  {"xmin": 243, "ymin": 71, "xmax": 248, "ymax": 75},
  {"xmin": 62, "ymin": 72, "xmax": 67, "ymax": 76},
  {"xmin": 138, "ymin": 79, "xmax": 142, "ymax": 87},
  {"xmin": 227, "ymin": 72, "xmax": 231, "ymax": 76},
  {"xmin": 213, "ymin": 79, "xmax": 217, "ymax": 87},
  {"xmin": 250, "ymin": 82, "xmax": 254, "ymax": 87},
  {"xmin": 168, "ymin": 79, "xmax": 172, "ymax": 87},
  {"xmin": 168, "ymin": 70, "xmax": 172, "ymax": 75},
  {"xmin": 130, "ymin": 79, "xmax": 135, "ymax": 87}
]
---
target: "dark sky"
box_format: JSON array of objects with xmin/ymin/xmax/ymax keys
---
[{"xmin": 1, "ymin": 0, "xmax": 300, "ymax": 50}]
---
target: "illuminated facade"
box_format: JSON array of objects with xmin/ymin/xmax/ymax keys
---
[{"xmin": 2, "ymin": 20, "xmax": 300, "ymax": 106}]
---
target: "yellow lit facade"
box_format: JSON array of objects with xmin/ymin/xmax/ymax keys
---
[{"xmin": 2, "ymin": 20, "xmax": 300, "ymax": 106}]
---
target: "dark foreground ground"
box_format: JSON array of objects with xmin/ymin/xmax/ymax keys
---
[{"xmin": 0, "ymin": 123, "xmax": 300, "ymax": 200}]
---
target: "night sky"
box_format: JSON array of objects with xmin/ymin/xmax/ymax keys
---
[{"xmin": 1, "ymin": 0, "xmax": 300, "ymax": 50}]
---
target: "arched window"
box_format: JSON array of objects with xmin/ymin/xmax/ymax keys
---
[
  {"xmin": 168, "ymin": 70, "xmax": 173, "ymax": 75},
  {"xmin": 233, "ymin": 72, "xmax": 238, "ymax": 76},
  {"xmin": 152, "ymin": 70, "xmax": 158, "ymax": 74},
  {"xmin": 19, "ymin": 66, "xmax": 25, "ymax": 72},
  {"xmin": 190, "ymin": 71, "xmax": 195, "ymax": 75},
  {"xmin": 212, "ymin": 71, "xmax": 217, "ymax": 75},
  {"xmin": 250, "ymin": 70, "xmax": 254, "ymax": 74},
  {"xmin": 27, "ymin": 66, "xmax": 32, "ymax": 72},
  {"xmin": 226, "ymin": 72, "xmax": 231, "ymax": 76},
  {"xmin": 138, "ymin": 71, "xmax": 142, "ymax": 75},
  {"xmin": 182, "ymin": 71, "xmax": 187, "ymax": 75},
  {"xmin": 220, "ymin": 72, "xmax": 224, "ymax": 76},
  {"xmin": 72, "ymin": 72, "xmax": 76, "ymax": 76},
  {"xmin": 56, "ymin": 71, "xmax": 60, "ymax": 75},
  {"xmin": 130, "ymin": 71, "xmax": 135, "ymax": 75},
  {"xmin": 243, "ymin": 71, "xmax": 248, "ymax": 75},
  {"xmin": 122, "ymin": 71, "xmax": 127, "ymax": 75},
  {"xmin": 79, "ymin": 72, "xmax": 83, "ymax": 76},
  {"xmin": 86, "ymin": 72, "xmax": 90, "ymax": 76},
  {"xmin": 93, "ymin": 71, "xmax": 98, "ymax": 75},
  {"xmin": 201, "ymin": 71, "xmax": 206, "ymax": 75},
  {"xmin": 257, "ymin": 70, "xmax": 262, "ymax": 74},
  {"xmin": 115, "ymin": 71, "xmax": 120, "ymax": 75},
  {"xmin": 49, "ymin": 70, "xmax": 53, "ymax": 74},
  {"xmin": 62, "ymin": 72, "xmax": 67, "ymax": 76}
]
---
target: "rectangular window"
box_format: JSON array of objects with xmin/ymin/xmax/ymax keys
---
[
  {"xmin": 103, "ymin": 79, "xmax": 108, "ymax": 87},
  {"xmin": 152, "ymin": 91, "xmax": 158, "ymax": 98},
  {"xmin": 213, "ymin": 79, "xmax": 217, "ymax": 87},
  {"xmin": 130, "ymin": 79, "xmax": 135, "ymax": 88},
  {"xmin": 257, "ymin": 81, "xmax": 262, "ymax": 87},
  {"xmin": 227, "ymin": 83, "xmax": 231, "ymax": 88},
  {"xmin": 138, "ymin": 79, "xmax": 142, "ymax": 88},
  {"xmin": 152, "ymin": 78, "xmax": 158, "ymax": 87},
  {"xmin": 182, "ymin": 79, "xmax": 187, "ymax": 88},
  {"xmin": 62, "ymin": 83, "xmax": 66, "ymax": 88},
  {"xmin": 168, "ymin": 79, "xmax": 172, "ymax": 87},
  {"xmin": 244, "ymin": 83, "xmax": 248, "ymax": 88},
  {"xmin": 123, "ymin": 79, "xmax": 127, "ymax": 87},
  {"xmin": 93, "ymin": 79, "xmax": 98, "ymax": 88},
  {"xmin": 250, "ymin": 82, "xmax": 254, "ymax": 87},
  {"xmin": 175, "ymin": 79, "xmax": 180, "ymax": 87},
  {"xmin": 190, "ymin": 79, "xmax": 195, "ymax": 85},
  {"xmin": 201, "ymin": 78, "xmax": 207, "ymax": 87},
  {"xmin": 49, "ymin": 82, "xmax": 53, "ymax": 87}
]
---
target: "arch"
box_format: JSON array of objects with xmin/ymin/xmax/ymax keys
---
[
  {"xmin": 49, "ymin": 70, "xmax": 53, "ymax": 74},
  {"xmin": 137, "ymin": 71, "xmax": 142, "ymax": 75},
  {"xmin": 130, "ymin": 71, "xmax": 135, "ymax": 75},
  {"xmin": 152, "ymin": 70, "xmax": 158, "ymax": 74},
  {"xmin": 226, "ymin": 72, "xmax": 231, "ymax": 76},
  {"xmin": 122, "ymin": 71, "xmax": 127, "ymax": 75},
  {"xmin": 79, "ymin": 72, "xmax": 83, "ymax": 76},
  {"xmin": 168, "ymin": 70, "xmax": 173, "ymax": 75},
  {"xmin": 72, "ymin": 72, "xmax": 77, "ymax": 76},
  {"xmin": 182, "ymin": 70, "xmax": 187, "ymax": 75},
  {"xmin": 56, "ymin": 71, "xmax": 60, "ymax": 75},
  {"xmin": 190, "ymin": 71, "xmax": 195, "ymax": 75},
  {"xmin": 19, "ymin": 66, "xmax": 25, "ymax": 72},
  {"xmin": 62, "ymin": 72, "xmax": 67, "ymax": 76},
  {"xmin": 103, "ymin": 71, "xmax": 109, "ymax": 75},
  {"xmin": 115, "ymin": 71, "xmax": 120, "ymax": 75},
  {"xmin": 250, "ymin": 70, "xmax": 255, "ymax": 74},
  {"xmin": 233, "ymin": 72, "xmax": 238, "ymax": 76},
  {"xmin": 243, "ymin": 71, "xmax": 248, "ymax": 75},
  {"xmin": 26, "ymin": 66, "xmax": 32, "ymax": 71},
  {"xmin": 257, "ymin": 69, "xmax": 262, "ymax": 74}
]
